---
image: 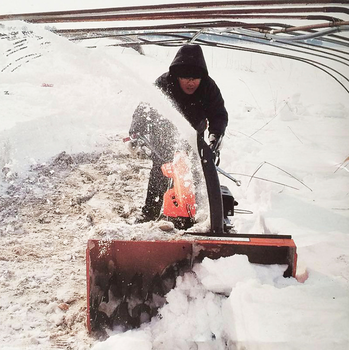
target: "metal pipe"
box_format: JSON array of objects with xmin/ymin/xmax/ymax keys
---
[
  {"xmin": 216, "ymin": 166, "xmax": 242, "ymax": 186},
  {"xmin": 268, "ymin": 25, "xmax": 349, "ymax": 41}
]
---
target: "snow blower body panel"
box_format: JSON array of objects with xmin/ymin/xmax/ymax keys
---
[
  {"xmin": 87, "ymin": 235, "xmax": 297, "ymax": 333},
  {"xmin": 161, "ymin": 151, "xmax": 196, "ymax": 219}
]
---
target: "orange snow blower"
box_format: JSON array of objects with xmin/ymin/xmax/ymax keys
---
[
  {"xmin": 161, "ymin": 151, "xmax": 196, "ymax": 229},
  {"xmin": 86, "ymin": 134, "xmax": 297, "ymax": 334}
]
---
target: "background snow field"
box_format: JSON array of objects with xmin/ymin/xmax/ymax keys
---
[{"xmin": 0, "ymin": 21, "xmax": 348, "ymax": 349}]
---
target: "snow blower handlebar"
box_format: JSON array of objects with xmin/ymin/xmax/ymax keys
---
[
  {"xmin": 197, "ymin": 135, "xmax": 224, "ymax": 233},
  {"xmin": 216, "ymin": 166, "xmax": 241, "ymax": 187},
  {"xmin": 208, "ymin": 135, "xmax": 241, "ymax": 187},
  {"xmin": 124, "ymin": 133, "xmax": 241, "ymax": 187}
]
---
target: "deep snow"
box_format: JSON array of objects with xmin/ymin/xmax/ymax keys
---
[{"xmin": 0, "ymin": 21, "xmax": 349, "ymax": 349}]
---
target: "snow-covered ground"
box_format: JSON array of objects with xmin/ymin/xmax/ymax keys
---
[{"xmin": 0, "ymin": 21, "xmax": 348, "ymax": 349}]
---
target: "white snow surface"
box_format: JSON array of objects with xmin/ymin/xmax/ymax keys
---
[{"xmin": 0, "ymin": 21, "xmax": 349, "ymax": 349}]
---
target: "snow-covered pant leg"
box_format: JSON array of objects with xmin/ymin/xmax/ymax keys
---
[{"xmin": 142, "ymin": 160, "xmax": 170, "ymax": 219}]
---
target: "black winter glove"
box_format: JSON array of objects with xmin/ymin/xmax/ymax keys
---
[
  {"xmin": 209, "ymin": 134, "xmax": 223, "ymax": 152},
  {"xmin": 209, "ymin": 133, "xmax": 223, "ymax": 166}
]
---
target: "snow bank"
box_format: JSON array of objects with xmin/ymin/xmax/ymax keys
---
[{"xmin": 0, "ymin": 21, "xmax": 194, "ymax": 188}]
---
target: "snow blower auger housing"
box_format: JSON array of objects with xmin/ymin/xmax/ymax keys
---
[{"xmin": 86, "ymin": 134, "xmax": 297, "ymax": 334}]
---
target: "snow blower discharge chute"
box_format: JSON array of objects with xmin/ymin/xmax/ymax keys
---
[{"xmin": 86, "ymin": 134, "xmax": 297, "ymax": 334}]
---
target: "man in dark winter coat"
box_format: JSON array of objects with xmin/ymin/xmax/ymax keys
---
[
  {"xmin": 155, "ymin": 44, "xmax": 228, "ymax": 137},
  {"xmin": 130, "ymin": 44, "xmax": 228, "ymax": 222}
]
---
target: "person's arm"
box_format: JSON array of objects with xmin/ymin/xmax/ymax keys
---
[{"xmin": 205, "ymin": 78, "xmax": 228, "ymax": 136}]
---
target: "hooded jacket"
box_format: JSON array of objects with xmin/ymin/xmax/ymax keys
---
[{"xmin": 155, "ymin": 44, "xmax": 228, "ymax": 136}]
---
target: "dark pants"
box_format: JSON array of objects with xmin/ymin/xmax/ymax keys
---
[{"xmin": 142, "ymin": 160, "xmax": 170, "ymax": 220}]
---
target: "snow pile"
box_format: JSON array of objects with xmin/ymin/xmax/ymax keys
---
[
  {"xmin": 0, "ymin": 21, "xmax": 192, "ymax": 186},
  {"xmin": 92, "ymin": 255, "xmax": 348, "ymax": 350},
  {"xmin": 0, "ymin": 21, "xmax": 349, "ymax": 350}
]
